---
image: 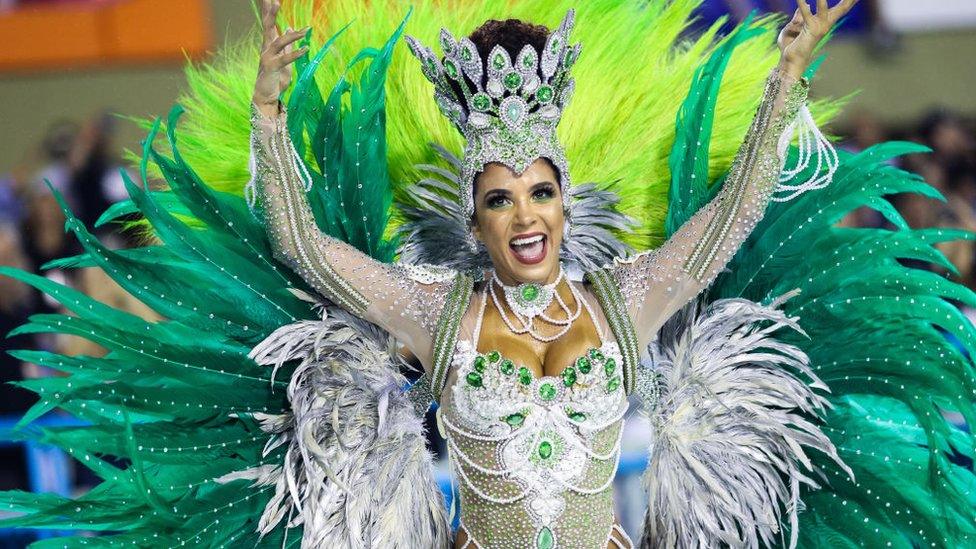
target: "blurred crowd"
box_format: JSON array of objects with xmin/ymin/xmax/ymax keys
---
[{"xmin": 0, "ymin": 112, "xmax": 157, "ymax": 493}]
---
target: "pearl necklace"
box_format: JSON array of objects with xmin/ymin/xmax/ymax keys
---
[{"xmin": 489, "ymin": 267, "xmax": 582, "ymax": 342}]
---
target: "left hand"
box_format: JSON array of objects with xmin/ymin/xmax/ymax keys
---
[{"xmin": 777, "ymin": 0, "xmax": 858, "ymax": 79}]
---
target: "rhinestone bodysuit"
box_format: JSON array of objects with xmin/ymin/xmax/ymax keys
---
[{"xmin": 440, "ymin": 286, "xmax": 628, "ymax": 549}]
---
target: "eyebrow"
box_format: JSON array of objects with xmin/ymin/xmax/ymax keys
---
[{"xmin": 483, "ymin": 181, "xmax": 557, "ymax": 199}]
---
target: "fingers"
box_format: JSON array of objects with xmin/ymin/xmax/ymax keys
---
[
  {"xmin": 828, "ymin": 0, "xmax": 859, "ymax": 23},
  {"xmin": 261, "ymin": 0, "xmax": 281, "ymax": 46},
  {"xmin": 816, "ymin": 0, "xmax": 828, "ymax": 17},
  {"xmin": 796, "ymin": 0, "xmax": 814, "ymax": 25},
  {"xmin": 280, "ymin": 47, "xmax": 309, "ymax": 66},
  {"xmin": 268, "ymin": 27, "xmax": 307, "ymax": 56}
]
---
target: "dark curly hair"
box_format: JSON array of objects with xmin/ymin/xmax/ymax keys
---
[{"xmin": 469, "ymin": 19, "xmax": 549, "ymax": 75}]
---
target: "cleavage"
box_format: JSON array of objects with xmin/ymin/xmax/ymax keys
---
[{"xmin": 476, "ymin": 290, "xmax": 602, "ymax": 378}]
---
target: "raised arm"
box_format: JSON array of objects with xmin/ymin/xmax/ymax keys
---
[
  {"xmin": 250, "ymin": 0, "xmax": 456, "ymax": 366},
  {"xmin": 611, "ymin": 0, "xmax": 856, "ymax": 351}
]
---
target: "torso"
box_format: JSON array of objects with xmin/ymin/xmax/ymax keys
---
[{"xmin": 437, "ymin": 278, "xmax": 633, "ymax": 549}]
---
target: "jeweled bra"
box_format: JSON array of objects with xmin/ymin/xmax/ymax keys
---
[{"xmin": 439, "ymin": 287, "xmax": 629, "ymax": 549}]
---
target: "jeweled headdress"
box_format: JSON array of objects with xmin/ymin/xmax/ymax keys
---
[{"xmin": 405, "ymin": 10, "xmax": 579, "ymax": 220}]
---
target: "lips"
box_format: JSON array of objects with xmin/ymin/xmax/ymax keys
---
[{"xmin": 509, "ymin": 232, "xmax": 547, "ymax": 265}]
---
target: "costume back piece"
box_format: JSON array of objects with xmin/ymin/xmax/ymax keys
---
[{"xmin": 2, "ymin": 1, "xmax": 975, "ymax": 548}]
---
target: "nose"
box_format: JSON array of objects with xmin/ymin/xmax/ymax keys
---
[{"xmin": 512, "ymin": 196, "xmax": 538, "ymax": 227}]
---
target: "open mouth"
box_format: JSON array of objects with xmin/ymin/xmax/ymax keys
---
[{"xmin": 509, "ymin": 233, "xmax": 547, "ymax": 265}]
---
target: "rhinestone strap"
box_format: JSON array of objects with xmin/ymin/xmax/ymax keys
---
[
  {"xmin": 431, "ymin": 273, "xmax": 474, "ymax": 401},
  {"xmin": 584, "ymin": 269, "xmax": 639, "ymax": 394},
  {"xmin": 683, "ymin": 68, "xmax": 809, "ymax": 282}
]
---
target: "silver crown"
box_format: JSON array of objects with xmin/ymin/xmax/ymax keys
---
[{"xmin": 405, "ymin": 9, "xmax": 579, "ymax": 220}]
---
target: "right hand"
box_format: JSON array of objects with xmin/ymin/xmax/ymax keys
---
[{"xmin": 253, "ymin": 0, "xmax": 309, "ymax": 116}]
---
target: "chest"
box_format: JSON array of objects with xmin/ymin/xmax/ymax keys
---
[{"xmin": 474, "ymin": 289, "xmax": 604, "ymax": 378}]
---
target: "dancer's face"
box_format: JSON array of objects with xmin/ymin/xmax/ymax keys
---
[{"xmin": 472, "ymin": 158, "xmax": 564, "ymax": 286}]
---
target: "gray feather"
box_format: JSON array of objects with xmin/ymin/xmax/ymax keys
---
[
  {"xmin": 221, "ymin": 299, "xmax": 450, "ymax": 548},
  {"xmin": 638, "ymin": 292, "xmax": 850, "ymax": 549}
]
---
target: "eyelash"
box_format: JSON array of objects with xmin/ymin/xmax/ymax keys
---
[{"xmin": 485, "ymin": 186, "xmax": 555, "ymax": 209}]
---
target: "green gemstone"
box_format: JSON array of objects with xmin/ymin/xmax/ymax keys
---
[
  {"xmin": 505, "ymin": 101, "xmax": 523, "ymax": 123},
  {"xmin": 466, "ymin": 372, "xmax": 483, "ymax": 388},
  {"xmin": 561, "ymin": 367, "xmax": 577, "ymax": 387},
  {"xmin": 500, "ymin": 359, "xmax": 515, "ymax": 375},
  {"xmin": 503, "ymin": 71, "xmax": 522, "ymax": 89},
  {"xmin": 472, "ymin": 93, "xmax": 491, "ymax": 112},
  {"xmin": 492, "ymin": 53, "xmax": 505, "ymax": 69},
  {"xmin": 444, "ymin": 59, "xmax": 458, "ymax": 79},
  {"xmin": 473, "ymin": 355, "xmax": 486, "ymax": 373},
  {"xmin": 604, "ymin": 357, "xmax": 616, "ymax": 377},
  {"xmin": 607, "ymin": 376, "xmax": 621, "ymax": 393},
  {"xmin": 505, "ymin": 413, "xmax": 525, "ymax": 427},
  {"xmin": 551, "ymin": 37, "xmax": 561, "ymax": 51},
  {"xmin": 518, "ymin": 367, "xmax": 533, "ymax": 385},
  {"xmin": 487, "ymin": 350, "xmax": 500, "ymax": 363},
  {"xmin": 576, "ymin": 356, "xmax": 592, "ymax": 374},
  {"xmin": 588, "ymin": 348, "xmax": 604, "ymax": 361},
  {"xmin": 461, "ymin": 46, "xmax": 473, "ymax": 61},
  {"xmin": 536, "ymin": 526, "xmax": 555, "ymax": 549},
  {"xmin": 535, "ymin": 86, "xmax": 554, "ymax": 104},
  {"xmin": 522, "ymin": 55, "xmax": 534, "ymax": 68},
  {"xmin": 520, "ymin": 284, "xmax": 540, "ymax": 302},
  {"xmin": 568, "ymin": 410, "xmax": 587, "ymax": 422},
  {"xmin": 538, "ymin": 440, "xmax": 553, "ymax": 459},
  {"xmin": 538, "ymin": 383, "xmax": 557, "ymax": 401}
]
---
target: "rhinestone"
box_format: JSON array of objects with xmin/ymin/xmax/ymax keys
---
[
  {"xmin": 487, "ymin": 350, "xmax": 500, "ymax": 363},
  {"xmin": 471, "ymin": 93, "xmax": 491, "ymax": 112},
  {"xmin": 561, "ymin": 367, "xmax": 577, "ymax": 387},
  {"xmin": 505, "ymin": 413, "xmax": 525, "ymax": 427},
  {"xmin": 604, "ymin": 357, "xmax": 616, "ymax": 376},
  {"xmin": 536, "ymin": 85, "xmax": 554, "ymax": 104},
  {"xmin": 568, "ymin": 410, "xmax": 586, "ymax": 422},
  {"xmin": 607, "ymin": 376, "xmax": 621, "ymax": 393},
  {"xmin": 520, "ymin": 284, "xmax": 540, "ymax": 301},
  {"xmin": 588, "ymin": 348, "xmax": 604, "ymax": 361},
  {"xmin": 576, "ymin": 356, "xmax": 592, "ymax": 374},
  {"xmin": 466, "ymin": 372, "xmax": 483, "ymax": 388},
  {"xmin": 539, "ymin": 382, "xmax": 556, "ymax": 401},
  {"xmin": 444, "ymin": 59, "xmax": 458, "ymax": 79},
  {"xmin": 473, "ymin": 355, "xmax": 486, "ymax": 373},
  {"xmin": 538, "ymin": 440, "xmax": 552, "ymax": 459},
  {"xmin": 500, "ymin": 359, "xmax": 515, "ymax": 375},
  {"xmin": 503, "ymin": 71, "xmax": 522, "ymax": 90},
  {"xmin": 492, "ymin": 52, "xmax": 505, "ymax": 69},
  {"xmin": 518, "ymin": 367, "xmax": 532, "ymax": 385},
  {"xmin": 536, "ymin": 527, "xmax": 555, "ymax": 549},
  {"xmin": 461, "ymin": 46, "xmax": 472, "ymax": 61}
]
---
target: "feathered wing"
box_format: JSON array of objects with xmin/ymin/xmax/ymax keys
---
[
  {"xmin": 0, "ymin": 15, "xmax": 450, "ymax": 548},
  {"xmin": 638, "ymin": 13, "xmax": 976, "ymax": 548}
]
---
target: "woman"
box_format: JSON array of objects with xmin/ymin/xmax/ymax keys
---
[
  {"xmin": 5, "ymin": 0, "xmax": 974, "ymax": 547},
  {"xmin": 250, "ymin": 1, "xmax": 853, "ymax": 547}
]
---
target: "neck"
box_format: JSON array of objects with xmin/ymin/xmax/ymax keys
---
[{"xmin": 494, "ymin": 264, "xmax": 562, "ymax": 287}]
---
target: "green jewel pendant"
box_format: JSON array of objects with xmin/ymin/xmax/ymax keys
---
[{"xmin": 536, "ymin": 526, "xmax": 555, "ymax": 549}]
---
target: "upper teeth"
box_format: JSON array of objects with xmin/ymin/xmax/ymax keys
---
[{"xmin": 511, "ymin": 235, "xmax": 544, "ymax": 246}]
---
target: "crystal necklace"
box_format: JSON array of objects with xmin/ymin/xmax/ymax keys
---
[{"xmin": 489, "ymin": 266, "xmax": 582, "ymax": 342}]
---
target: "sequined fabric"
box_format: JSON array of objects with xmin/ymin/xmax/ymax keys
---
[
  {"xmin": 609, "ymin": 68, "xmax": 809, "ymax": 355},
  {"xmin": 250, "ymin": 104, "xmax": 457, "ymax": 363}
]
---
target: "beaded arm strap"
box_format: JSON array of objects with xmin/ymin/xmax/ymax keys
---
[
  {"xmin": 584, "ymin": 269, "xmax": 639, "ymax": 394},
  {"xmin": 430, "ymin": 272, "xmax": 474, "ymax": 401}
]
